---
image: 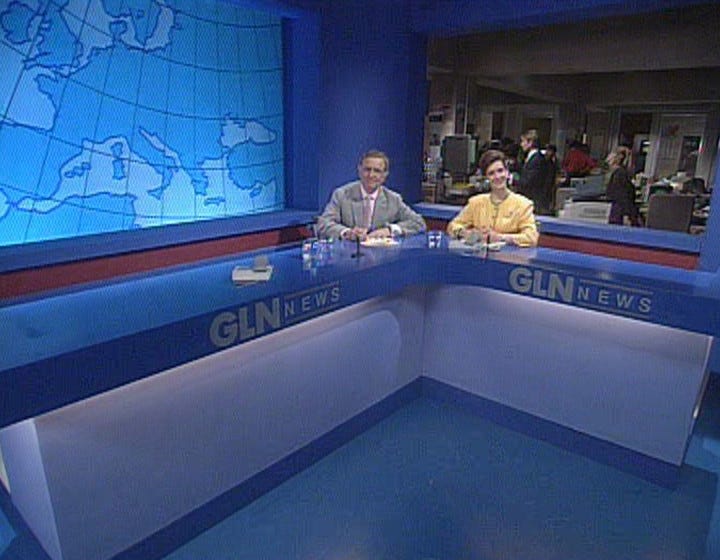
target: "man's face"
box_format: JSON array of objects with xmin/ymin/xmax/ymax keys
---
[
  {"xmin": 520, "ymin": 137, "xmax": 532, "ymax": 153},
  {"xmin": 358, "ymin": 157, "xmax": 388, "ymax": 193}
]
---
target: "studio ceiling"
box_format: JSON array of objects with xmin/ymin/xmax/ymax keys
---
[{"xmin": 427, "ymin": 3, "xmax": 720, "ymax": 108}]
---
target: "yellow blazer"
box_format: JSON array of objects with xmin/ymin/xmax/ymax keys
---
[{"xmin": 447, "ymin": 191, "xmax": 539, "ymax": 247}]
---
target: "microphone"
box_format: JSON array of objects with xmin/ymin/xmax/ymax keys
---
[
  {"xmin": 307, "ymin": 216, "xmax": 319, "ymax": 239},
  {"xmin": 351, "ymin": 234, "xmax": 363, "ymax": 258},
  {"xmin": 252, "ymin": 254, "xmax": 269, "ymax": 272}
]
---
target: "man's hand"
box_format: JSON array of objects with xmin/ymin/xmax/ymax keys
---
[
  {"xmin": 367, "ymin": 227, "xmax": 392, "ymax": 239},
  {"xmin": 345, "ymin": 227, "xmax": 368, "ymax": 241}
]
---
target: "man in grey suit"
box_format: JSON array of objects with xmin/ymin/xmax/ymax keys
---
[{"xmin": 317, "ymin": 150, "xmax": 426, "ymax": 240}]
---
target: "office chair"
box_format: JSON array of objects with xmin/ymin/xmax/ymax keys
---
[
  {"xmin": 645, "ymin": 194, "xmax": 695, "ymax": 233},
  {"xmin": 679, "ymin": 178, "xmax": 712, "ymax": 214},
  {"xmin": 681, "ymin": 178, "xmax": 706, "ymax": 195}
]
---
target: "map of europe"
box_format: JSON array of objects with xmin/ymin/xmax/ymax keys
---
[{"xmin": 0, "ymin": 0, "xmax": 284, "ymax": 247}]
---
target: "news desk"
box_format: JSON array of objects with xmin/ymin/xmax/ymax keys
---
[{"xmin": 2, "ymin": 237, "xmax": 720, "ymax": 560}]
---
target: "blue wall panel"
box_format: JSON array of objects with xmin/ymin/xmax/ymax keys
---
[{"xmin": 314, "ymin": 0, "xmax": 426, "ymax": 207}]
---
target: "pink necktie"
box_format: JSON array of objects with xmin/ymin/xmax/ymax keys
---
[{"xmin": 362, "ymin": 196, "xmax": 373, "ymax": 229}]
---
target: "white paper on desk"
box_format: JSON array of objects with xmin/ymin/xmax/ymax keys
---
[
  {"xmin": 484, "ymin": 241, "xmax": 506, "ymax": 251},
  {"xmin": 361, "ymin": 237, "xmax": 399, "ymax": 247},
  {"xmin": 448, "ymin": 239, "xmax": 467, "ymax": 251},
  {"xmin": 448, "ymin": 239, "xmax": 505, "ymax": 252},
  {"xmin": 232, "ymin": 265, "xmax": 273, "ymax": 284}
]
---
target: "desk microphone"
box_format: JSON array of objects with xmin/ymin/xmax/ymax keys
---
[
  {"xmin": 351, "ymin": 234, "xmax": 363, "ymax": 259},
  {"xmin": 252, "ymin": 255, "xmax": 269, "ymax": 271},
  {"xmin": 307, "ymin": 217, "xmax": 320, "ymax": 238}
]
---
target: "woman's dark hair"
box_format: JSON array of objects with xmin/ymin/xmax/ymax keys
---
[{"xmin": 478, "ymin": 149, "xmax": 508, "ymax": 175}]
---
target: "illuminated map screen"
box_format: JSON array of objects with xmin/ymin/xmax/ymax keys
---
[{"xmin": 0, "ymin": 0, "xmax": 284, "ymax": 247}]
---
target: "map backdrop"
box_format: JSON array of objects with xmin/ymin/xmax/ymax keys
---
[{"xmin": 0, "ymin": 0, "xmax": 284, "ymax": 248}]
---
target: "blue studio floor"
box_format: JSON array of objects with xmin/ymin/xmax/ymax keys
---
[{"xmin": 3, "ymin": 376, "xmax": 720, "ymax": 559}]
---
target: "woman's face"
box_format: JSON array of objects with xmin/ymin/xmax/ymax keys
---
[
  {"xmin": 485, "ymin": 159, "xmax": 509, "ymax": 191},
  {"xmin": 610, "ymin": 152, "xmax": 624, "ymax": 167}
]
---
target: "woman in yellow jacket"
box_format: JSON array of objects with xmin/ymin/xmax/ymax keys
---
[{"xmin": 447, "ymin": 149, "xmax": 539, "ymax": 247}]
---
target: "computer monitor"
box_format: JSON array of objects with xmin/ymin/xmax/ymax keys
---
[
  {"xmin": 442, "ymin": 135, "xmax": 477, "ymax": 176},
  {"xmin": 570, "ymin": 175, "xmax": 606, "ymax": 199}
]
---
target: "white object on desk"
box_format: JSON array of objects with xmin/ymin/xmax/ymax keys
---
[
  {"xmin": 361, "ymin": 237, "xmax": 399, "ymax": 248},
  {"xmin": 558, "ymin": 201, "xmax": 611, "ymax": 223},
  {"xmin": 232, "ymin": 265, "xmax": 273, "ymax": 284},
  {"xmin": 448, "ymin": 238, "xmax": 505, "ymax": 252},
  {"xmin": 484, "ymin": 241, "xmax": 506, "ymax": 251}
]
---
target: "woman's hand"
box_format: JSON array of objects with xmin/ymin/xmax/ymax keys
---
[
  {"xmin": 456, "ymin": 227, "xmax": 473, "ymax": 240},
  {"xmin": 488, "ymin": 230, "xmax": 513, "ymax": 245},
  {"xmin": 458, "ymin": 226, "xmax": 488, "ymax": 240}
]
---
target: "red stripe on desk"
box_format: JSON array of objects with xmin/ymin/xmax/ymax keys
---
[
  {"xmin": 0, "ymin": 226, "xmax": 307, "ymax": 300},
  {"xmin": 2, "ymin": 222, "xmax": 699, "ymax": 300},
  {"xmin": 539, "ymin": 234, "xmax": 698, "ymax": 269}
]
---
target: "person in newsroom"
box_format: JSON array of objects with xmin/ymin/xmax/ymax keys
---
[
  {"xmin": 515, "ymin": 129, "xmax": 552, "ymax": 215},
  {"xmin": 316, "ymin": 150, "xmax": 426, "ymax": 241},
  {"xmin": 447, "ymin": 149, "xmax": 539, "ymax": 247},
  {"xmin": 562, "ymin": 140, "xmax": 597, "ymax": 178},
  {"xmin": 606, "ymin": 146, "xmax": 642, "ymax": 226}
]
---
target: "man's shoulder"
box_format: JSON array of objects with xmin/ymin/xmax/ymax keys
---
[
  {"xmin": 333, "ymin": 181, "xmax": 362, "ymax": 198},
  {"xmin": 527, "ymin": 152, "xmax": 544, "ymax": 168},
  {"xmin": 380, "ymin": 186, "xmax": 403, "ymax": 201}
]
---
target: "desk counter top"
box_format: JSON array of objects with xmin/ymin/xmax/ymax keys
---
[{"xmin": 2, "ymin": 235, "xmax": 720, "ymax": 428}]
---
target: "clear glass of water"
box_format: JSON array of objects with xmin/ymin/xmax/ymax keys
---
[
  {"xmin": 317, "ymin": 238, "xmax": 333, "ymax": 262},
  {"xmin": 302, "ymin": 237, "xmax": 317, "ymax": 260}
]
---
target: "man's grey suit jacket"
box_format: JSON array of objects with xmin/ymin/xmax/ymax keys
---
[{"xmin": 316, "ymin": 181, "xmax": 426, "ymax": 239}]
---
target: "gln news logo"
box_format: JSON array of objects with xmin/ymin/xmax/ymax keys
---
[
  {"xmin": 209, "ymin": 282, "xmax": 341, "ymax": 348},
  {"xmin": 508, "ymin": 266, "xmax": 652, "ymax": 318}
]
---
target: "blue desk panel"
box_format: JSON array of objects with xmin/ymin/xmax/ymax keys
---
[
  {"xmin": 2, "ymin": 236, "xmax": 718, "ymax": 560},
  {"xmin": 2, "ymin": 235, "xmax": 720, "ymax": 429}
]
